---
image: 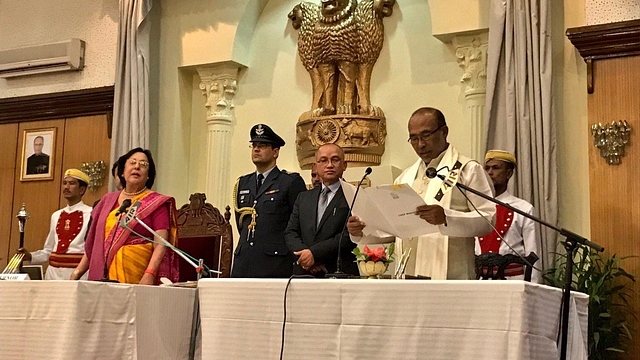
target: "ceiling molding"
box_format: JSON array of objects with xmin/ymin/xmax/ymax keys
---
[
  {"xmin": 0, "ymin": 86, "xmax": 114, "ymax": 123},
  {"xmin": 566, "ymin": 19, "xmax": 640, "ymax": 94}
]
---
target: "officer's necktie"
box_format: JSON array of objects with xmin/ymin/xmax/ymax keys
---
[
  {"xmin": 257, "ymin": 173, "xmax": 264, "ymax": 190},
  {"xmin": 317, "ymin": 187, "xmax": 331, "ymax": 226}
]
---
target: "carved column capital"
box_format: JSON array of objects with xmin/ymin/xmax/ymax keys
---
[
  {"xmin": 452, "ymin": 32, "xmax": 488, "ymax": 96},
  {"xmin": 196, "ymin": 62, "xmax": 243, "ymax": 122}
]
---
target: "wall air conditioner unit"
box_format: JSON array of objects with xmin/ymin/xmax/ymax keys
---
[{"xmin": 0, "ymin": 38, "xmax": 85, "ymax": 79}]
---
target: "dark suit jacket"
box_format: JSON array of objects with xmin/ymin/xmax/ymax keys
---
[
  {"xmin": 26, "ymin": 153, "xmax": 50, "ymax": 175},
  {"xmin": 284, "ymin": 185, "xmax": 358, "ymax": 276},
  {"xmin": 231, "ymin": 166, "xmax": 307, "ymax": 278}
]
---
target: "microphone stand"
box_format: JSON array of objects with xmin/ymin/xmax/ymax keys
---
[
  {"xmin": 325, "ymin": 168, "xmax": 372, "ymax": 279},
  {"xmin": 128, "ymin": 215, "xmax": 219, "ymax": 360},
  {"xmin": 430, "ymin": 171, "xmax": 603, "ymax": 360},
  {"xmin": 130, "ymin": 215, "xmax": 221, "ymax": 278},
  {"xmin": 101, "ymin": 199, "xmax": 132, "ymax": 283},
  {"xmin": 101, "ymin": 211, "xmax": 127, "ymax": 283}
]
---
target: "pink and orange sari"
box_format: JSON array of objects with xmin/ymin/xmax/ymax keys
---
[{"xmin": 84, "ymin": 190, "xmax": 180, "ymax": 284}]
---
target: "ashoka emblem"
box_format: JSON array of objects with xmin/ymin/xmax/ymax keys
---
[{"xmin": 313, "ymin": 119, "xmax": 340, "ymax": 144}]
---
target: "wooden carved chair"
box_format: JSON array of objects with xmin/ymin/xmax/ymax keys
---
[
  {"xmin": 474, "ymin": 252, "xmax": 539, "ymax": 282},
  {"xmin": 176, "ymin": 193, "xmax": 233, "ymax": 281}
]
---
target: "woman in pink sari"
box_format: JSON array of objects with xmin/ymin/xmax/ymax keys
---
[{"xmin": 71, "ymin": 148, "xmax": 179, "ymax": 285}]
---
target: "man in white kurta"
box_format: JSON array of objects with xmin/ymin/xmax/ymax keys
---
[
  {"xmin": 348, "ymin": 107, "xmax": 496, "ymax": 279},
  {"xmin": 475, "ymin": 150, "xmax": 542, "ymax": 282},
  {"xmin": 18, "ymin": 169, "xmax": 92, "ymax": 280}
]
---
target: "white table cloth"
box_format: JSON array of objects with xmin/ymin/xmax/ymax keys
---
[
  {"xmin": 0, "ymin": 280, "xmax": 198, "ymax": 360},
  {"xmin": 198, "ymin": 279, "xmax": 588, "ymax": 360}
]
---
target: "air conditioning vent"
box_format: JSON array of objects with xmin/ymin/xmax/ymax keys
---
[{"xmin": 0, "ymin": 39, "xmax": 85, "ymax": 79}]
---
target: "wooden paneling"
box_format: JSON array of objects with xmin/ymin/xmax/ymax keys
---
[
  {"xmin": 0, "ymin": 87, "xmax": 114, "ymax": 270},
  {"xmin": 588, "ymin": 55, "xmax": 640, "ymax": 358},
  {"xmin": 0, "ymin": 124, "xmax": 19, "ymax": 268},
  {"xmin": 60, "ymin": 115, "xmax": 111, "ymax": 207},
  {"xmin": 9, "ymin": 120, "xmax": 66, "ymax": 261}
]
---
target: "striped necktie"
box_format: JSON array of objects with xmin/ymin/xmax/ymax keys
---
[{"xmin": 317, "ymin": 187, "xmax": 331, "ymax": 225}]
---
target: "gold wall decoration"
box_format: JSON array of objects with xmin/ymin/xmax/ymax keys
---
[
  {"xmin": 81, "ymin": 160, "xmax": 107, "ymax": 191},
  {"xmin": 591, "ymin": 120, "xmax": 632, "ymax": 165},
  {"xmin": 289, "ymin": 0, "xmax": 395, "ymax": 168}
]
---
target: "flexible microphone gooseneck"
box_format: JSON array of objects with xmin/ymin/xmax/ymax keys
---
[
  {"xmin": 121, "ymin": 214, "xmax": 222, "ymax": 277},
  {"xmin": 101, "ymin": 199, "xmax": 131, "ymax": 282},
  {"xmin": 325, "ymin": 167, "xmax": 372, "ymax": 279}
]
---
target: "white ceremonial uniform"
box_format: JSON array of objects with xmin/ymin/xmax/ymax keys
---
[
  {"xmin": 475, "ymin": 191, "xmax": 542, "ymax": 283},
  {"xmin": 30, "ymin": 201, "xmax": 92, "ymax": 280},
  {"xmin": 352, "ymin": 145, "xmax": 496, "ymax": 279}
]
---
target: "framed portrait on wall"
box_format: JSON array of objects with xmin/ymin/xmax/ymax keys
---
[{"xmin": 20, "ymin": 128, "xmax": 56, "ymax": 181}]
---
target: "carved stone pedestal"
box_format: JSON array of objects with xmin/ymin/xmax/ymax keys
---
[{"xmin": 296, "ymin": 114, "xmax": 387, "ymax": 169}]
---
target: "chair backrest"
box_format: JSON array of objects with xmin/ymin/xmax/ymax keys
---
[
  {"xmin": 475, "ymin": 252, "xmax": 539, "ymax": 281},
  {"xmin": 176, "ymin": 193, "xmax": 233, "ymax": 281}
]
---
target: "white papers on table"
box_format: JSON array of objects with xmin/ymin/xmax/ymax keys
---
[{"xmin": 340, "ymin": 179, "xmax": 439, "ymax": 239}]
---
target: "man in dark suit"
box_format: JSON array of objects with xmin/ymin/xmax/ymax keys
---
[
  {"xmin": 285, "ymin": 143, "xmax": 359, "ymax": 277},
  {"xmin": 26, "ymin": 135, "xmax": 50, "ymax": 175},
  {"xmin": 231, "ymin": 124, "xmax": 307, "ymax": 278}
]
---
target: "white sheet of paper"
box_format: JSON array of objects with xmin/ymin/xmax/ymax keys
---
[{"xmin": 340, "ymin": 180, "xmax": 439, "ymax": 239}]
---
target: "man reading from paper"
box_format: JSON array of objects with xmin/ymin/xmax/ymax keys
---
[{"xmin": 347, "ymin": 107, "xmax": 496, "ymax": 279}]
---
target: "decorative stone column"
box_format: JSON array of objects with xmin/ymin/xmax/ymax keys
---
[
  {"xmin": 452, "ymin": 31, "xmax": 488, "ymax": 161},
  {"xmin": 428, "ymin": 0, "xmax": 490, "ymax": 160},
  {"xmin": 196, "ymin": 61, "xmax": 244, "ymax": 210}
]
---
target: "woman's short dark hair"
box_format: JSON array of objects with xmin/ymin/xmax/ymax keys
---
[{"xmin": 118, "ymin": 147, "xmax": 156, "ymax": 189}]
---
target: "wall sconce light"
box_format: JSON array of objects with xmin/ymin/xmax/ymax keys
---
[
  {"xmin": 591, "ymin": 120, "xmax": 631, "ymax": 165},
  {"xmin": 81, "ymin": 160, "xmax": 107, "ymax": 191}
]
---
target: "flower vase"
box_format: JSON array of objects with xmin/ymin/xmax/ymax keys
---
[{"xmin": 358, "ymin": 260, "xmax": 388, "ymax": 279}]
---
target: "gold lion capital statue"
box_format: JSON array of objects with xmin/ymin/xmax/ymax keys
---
[{"xmin": 289, "ymin": 0, "xmax": 395, "ymax": 168}]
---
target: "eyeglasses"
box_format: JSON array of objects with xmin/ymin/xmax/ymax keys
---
[
  {"xmin": 316, "ymin": 157, "xmax": 343, "ymax": 166},
  {"xmin": 128, "ymin": 159, "xmax": 150, "ymax": 168},
  {"xmin": 407, "ymin": 125, "xmax": 445, "ymax": 145}
]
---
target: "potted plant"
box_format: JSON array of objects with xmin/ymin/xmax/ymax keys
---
[
  {"xmin": 544, "ymin": 248, "xmax": 636, "ymax": 360},
  {"xmin": 353, "ymin": 244, "xmax": 395, "ymax": 279}
]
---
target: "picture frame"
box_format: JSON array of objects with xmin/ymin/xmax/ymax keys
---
[{"xmin": 20, "ymin": 128, "xmax": 56, "ymax": 181}]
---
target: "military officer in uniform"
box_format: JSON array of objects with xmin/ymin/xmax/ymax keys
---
[{"xmin": 232, "ymin": 124, "xmax": 307, "ymax": 278}]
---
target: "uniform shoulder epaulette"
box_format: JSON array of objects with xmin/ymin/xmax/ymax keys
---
[{"xmin": 281, "ymin": 169, "xmax": 301, "ymax": 178}]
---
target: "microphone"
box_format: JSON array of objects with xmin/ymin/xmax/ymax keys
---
[
  {"xmin": 426, "ymin": 166, "xmax": 459, "ymax": 202},
  {"xmin": 326, "ymin": 167, "xmax": 372, "ymax": 278},
  {"xmin": 115, "ymin": 199, "xmax": 132, "ymax": 217},
  {"xmin": 101, "ymin": 199, "xmax": 131, "ymax": 282},
  {"xmin": 120, "ymin": 201, "xmax": 141, "ymax": 227}
]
